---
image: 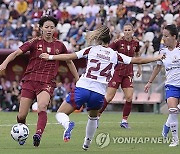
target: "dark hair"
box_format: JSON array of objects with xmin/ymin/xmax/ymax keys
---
[
  {"xmin": 38, "ymin": 16, "xmax": 58, "ymax": 27},
  {"xmin": 164, "ymin": 24, "xmax": 178, "ymax": 39}
]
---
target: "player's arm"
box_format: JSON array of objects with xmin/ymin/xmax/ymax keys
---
[
  {"xmin": 66, "ymin": 60, "xmax": 79, "ymax": 82},
  {"xmin": 144, "ymin": 65, "xmax": 162, "ymax": 93},
  {"xmin": 130, "ymin": 54, "xmax": 164, "ymax": 64},
  {"xmin": 40, "ymin": 53, "xmax": 78, "ymax": 61},
  {"xmin": 134, "ymin": 51, "xmax": 142, "ymax": 77},
  {"xmin": 0, "ymin": 49, "xmax": 23, "ymax": 71},
  {"xmin": 39, "ymin": 47, "xmax": 91, "ymax": 61}
]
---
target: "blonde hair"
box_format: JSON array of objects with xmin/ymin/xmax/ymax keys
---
[{"xmin": 86, "ymin": 25, "xmax": 111, "ymax": 46}]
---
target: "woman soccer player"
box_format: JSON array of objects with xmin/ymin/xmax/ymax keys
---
[
  {"xmin": 40, "ymin": 25, "xmax": 164, "ymax": 150},
  {"xmin": 98, "ymin": 23, "xmax": 142, "ymax": 129},
  {"xmin": 144, "ymin": 24, "xmax": 180, "ymax": 147},
  {"xmin": 0, "ymin": 16, "xmax": 79, "ymax": 147}
]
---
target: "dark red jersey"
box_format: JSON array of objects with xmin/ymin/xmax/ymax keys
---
[
  {"xmin": 19, "ymin": 37, "xmax": 68, "ymax": 84},
  {"xmin": 109, "ymin": 37, "xmax": 140, "ymax": 76}
]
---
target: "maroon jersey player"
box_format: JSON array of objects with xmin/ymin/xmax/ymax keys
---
[
  {"xmin": 99, "ymin": 23, "xmax": 142, "ymax": 129},
  {"xmin": 0, "ymin": 16, "xmax": 79, "ymax": 147}
]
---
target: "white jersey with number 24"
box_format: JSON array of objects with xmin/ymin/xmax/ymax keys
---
[{"xmin": 75, "ymin": 45, "xmax": 132, "ymax": 95}]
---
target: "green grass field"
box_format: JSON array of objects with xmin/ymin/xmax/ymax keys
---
[{"xmin": 0, "ymin": 111, "xmax": 179, "ymax": 154}]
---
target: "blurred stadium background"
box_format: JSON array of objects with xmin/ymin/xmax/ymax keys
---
[{"xmin": 0, "ymin": 0, "xmax": 179, "ymax": 113}]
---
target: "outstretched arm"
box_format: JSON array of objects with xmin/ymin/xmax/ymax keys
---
[
  {"xmin": 39, "ymin": 53, "xmax": 78, "ymax": 61},
  {"xmin": 144, "ymin": 65, "xmax": 162, "ymax": 93},
  {"xmin": 0, "ymin": 49, "xmax": 23, "ymax": 71},
  {"xmin": 135, "ymin": 51, "xmax": 142, "ymax": 77},
  {"xmin": 131, "ymin": 54, "xmax": 164, "ymax": 64}
]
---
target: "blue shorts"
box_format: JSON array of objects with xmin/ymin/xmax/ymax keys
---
[
  {"xmin": 165, "ymin": 85, "xmax": 180, "ymax": 99},
  {"xmin": 66, "ymin": 87, "xmax": 104, "ymax": 111}
]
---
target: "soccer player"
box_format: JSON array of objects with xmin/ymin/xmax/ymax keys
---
[
  {"xmin": 98, "ymin": 23, "xmax": 141, "ymax": 129},
  {"xmin": 39, "ymin": 25, "xmax": 164, "ymax": 150},
  {"xmin": 144, "ymin": 24, "xmax": 180, "ymax": 147},
  {"xmin": 0, "ymin": 16, "xmax": 79, "ymax": 147}
]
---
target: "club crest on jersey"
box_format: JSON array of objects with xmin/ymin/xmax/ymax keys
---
[
  {"xmin": 37, "ymin": 44, "xmax": 43, "ymax": 51},
  {"xmin": 133, "ymin": 47, "xmax": 136, "ymax": 51},
  {"xmin": 47, "ymin": 47, "xmax": 51, "ymax": 53},
  {"xmin": 56, "ymin": 49, "xmax": 59, "ymax": 54},
  {"xmin": 120, "ymin": 44, "xmax": 124, "ymax": 49}
]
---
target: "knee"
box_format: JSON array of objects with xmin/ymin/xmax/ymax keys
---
[
  {"xmin": 106, "ymin": 94, "xmax": 115, "ymax": 103},
  {"xmin": 38, "ymin": 103, "xmax": 48, "ymax": 112},
  {"xmin": 125, "ymin": 96, "xmax": 132, "ymax": 102}
]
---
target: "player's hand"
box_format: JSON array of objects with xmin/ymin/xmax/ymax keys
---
[
  {"xmin": 39, "ymin": 53, "xmax": 50, "ymax": 60},
  {"xmin": 0, "ymin": 63, "xmax": 7, "ymax": 72},
  {"xmin": 136, "ymin": 69, "xmax": 142, "ymax": 78},
  {"xmin": 158, "ymin": 54, "xmax": 166, "ymax": 61},
  {"xmin": 144, "ymin": 82, "xmax": 152, "ymax": 93}
]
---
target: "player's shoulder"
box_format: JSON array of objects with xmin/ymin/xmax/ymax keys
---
[
  {"xmin": 26, "ymin": 37, "xmax": 40, "ymax": 44},
  {"xmin": 132, "ymin": 36, "xmax": 139, "ymax": 42},
  {"xmin": 159, "ymin": 47, "xmax": 167, "ymax": 54}
]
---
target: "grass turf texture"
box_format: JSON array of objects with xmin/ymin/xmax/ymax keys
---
[{"xmin": 0, "ymin": 112, "xmax": 179, "ymax": 154}]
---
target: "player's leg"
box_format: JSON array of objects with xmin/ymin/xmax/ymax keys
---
[
  {"xmin": 83, "ymin": 110, "xmax": 99, "ymax": 151},
  {"xmin": 162, "ymin": 85, "xmax": 179, "ymax": 147},
  {"xmin": 98, "ymin": 87, "xmax": 117, "ymax": 115},
  {"xmin": 17, "ymin": 88, "xmax": 34, "ymax": 145},
  {"xmin": 56, "ymin": 100, "xmax": 75, "ymax": 142},
  {"xmin": 33, "ymin": 90, "xmax": 51, "ymax": 147},
  {"xmin": 56, "ymin": 87, "xmax": 87, "ymax": 142},
  {"xmin": 120, "ymin": 76, "xmax": 133, "ymax": 129},
  {"xmin": 83, "ymin": 92, "xmax": 104, "ymax": 150},
  {"xmin": 98, "ymin": 71, "xmax": 121, "ymax": 116},
  {"xmin": 167, "ymin": 98, "xmax": 179, "ymax": 147}
]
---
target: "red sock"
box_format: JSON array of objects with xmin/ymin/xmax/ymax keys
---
[
  {"xmin": 36, "ymin": 111, "xmax": 47, "ymax": 136},
  {"xmin": 99, "ymin": 98, "xmax": 108, "ymax": 115},
  {"xmin": 17, "ymin": 116, "xmax": 26, "ymax": 124},
  {"xmin": 122, "ymin": 101, "xmax": 132, "ymax": 120}
]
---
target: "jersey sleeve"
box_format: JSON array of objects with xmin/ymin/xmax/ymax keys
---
[
  {"xmin": 19, "ymin": 40, "xmax": 33, "ymax": 53},
  {"xmin": 75, "ymin": 47, "xmax": 92, "ymax": 59},
  {"xmin": 117, "ymin": 53, "xmax": 132, "ymax": 64},
  {"xmin": 109, "ymin": 41, "xmax": 118, "ymax": 50}
]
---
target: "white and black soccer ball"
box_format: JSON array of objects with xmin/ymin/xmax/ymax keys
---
[{"xmin": 11, "ymin": 123, "xmax": 29, "ymax": 142}]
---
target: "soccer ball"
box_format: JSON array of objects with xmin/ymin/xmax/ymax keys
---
[{"xmin": 11, "ymin": 123, "xmax": 29, "ymax": 142}]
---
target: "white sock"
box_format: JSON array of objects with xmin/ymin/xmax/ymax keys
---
[
  {"xmin": 56, "ymin": 112, "xmax": 70, "ymax": 130},
  {"xmin": 122, "ymin": 119, "xmax": 127, "ymax": 123},
  {"xmin": 165, "ymin": 114, "xmax": 173, "ymax": 127},
  {"xmin": 169, "ymin": 114, "xmax": 179, "ymax": 141},
  {"xmin": 85, "ymin": 116, "xmax": 98, "ymax": 141}
]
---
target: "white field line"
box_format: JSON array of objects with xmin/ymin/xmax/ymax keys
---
[{"xmin": 0, "ymin": 121, "xmax": 157, "ymax": 127}]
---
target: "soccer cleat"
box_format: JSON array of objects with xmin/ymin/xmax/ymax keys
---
[
  {"xmin": 63, "ymin": 121, "xmax": 75, "ymax": 142},
  {"xmin": 162, "ymin": 124, "xmax": 170, "ymax": 138},
  {"xmin": 18, "ymin": 139, "xmax": 26, "ymax": 145},
  {"xmin": 169, "ymin": 139, "xmax": 179, "ymax": 147},
  {"xmin": 120, "ymin": 122, "xmax": 130, "ymax": 129},
  {"xmin": 82, "ymin": 137, "xmax": 92, "ymax": 151},
  {"xmin": 33, "ymin": 134, "xmax": 41, "ymax": 147}
]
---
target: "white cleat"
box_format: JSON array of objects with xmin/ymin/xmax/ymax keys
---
[
  {"xmin": 169, "ymin": 140, "xmax": 179, "ymax": 147},
  {"xmin": 82, "ymin": 137, "xmax": 92, "ymax": 151}
]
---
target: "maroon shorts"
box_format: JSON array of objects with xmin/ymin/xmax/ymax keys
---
[
  {"xmin": 21, "ymin": 80, "xmax": 55, "ymax": 100},
  {"xmin": 108, "ymin": 72, "xmax": 133, "ymax": 89}
]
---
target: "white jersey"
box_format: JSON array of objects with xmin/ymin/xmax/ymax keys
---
[
  {"xmin": 157, "ymin": 47, "xmax": 180, "ymax": 87},
  {"xmin": 75, "ymin": 45, "xmax": 132, "ymax": 95}
]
